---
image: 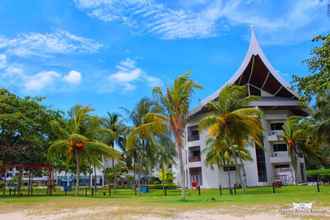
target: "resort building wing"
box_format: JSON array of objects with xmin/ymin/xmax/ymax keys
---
[{"xmin": 182, "ymin": 29, "xmax": 307, "ymax": 189}]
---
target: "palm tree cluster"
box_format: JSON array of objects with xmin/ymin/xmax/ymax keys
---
[
  {"xmin": 9, "ymin": 70, "xmax": 322, "ymax": 198},
  {"xmin": 48, "ymin": 105, "xmax": 121, "ymax": 195}
]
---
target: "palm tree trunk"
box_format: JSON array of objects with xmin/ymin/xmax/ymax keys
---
[
  {"xmin": 133, "ymin": 156, "xmax": 136, "ymax": 192},
  {"xmin": 239, "ymin": 158, "xmax": 247, "ymax": 191},
  {"xmin": 93, "ymin": 163, "xmax": 97, "ymax": 194},
  {"xmin": 28, "ymin": 170, "xmax": 32, "ymax": 196},
  {"xmin": 290, "ymin": 151, "xmax": 298, "ymax": 184},
  {"xmin": 17, "ymin": 168, "xmax": 22, "ymax": 195},
  {"xmin": 112, "ymin": 140, "xmax": 115, "ymax": 167},
  {"xmin": 89, "ymin": 171, "xmax": 92, "ymax": 190},
  {"xmin": 75, "ymin": 149, "xmax": 80, "ymax": 196},
  {"xmin": 233, "ymin": 155, "xmax": 243, "ymax": 189},
  {"xmin": 176, "ymin": 142, "xmax": 186, "ymax": 200},
  {"xmin": 3, "ymin": 168, "xmax": 7, "ymax": 196},
  {"xmin": 227, "ymin": 171, "xmax": 232, "ymax": 194}
]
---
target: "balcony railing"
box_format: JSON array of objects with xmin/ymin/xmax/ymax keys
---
[
  {"xmin": 268, "ymin": 130, "xmax": 283, "ymax": 142},
  {"xmin": 270, "ymin": 151, "xmax": 290, "ymax": 163},
  {"xmin": 189, "ymin": 156, "xmax": 201, "ymax": 162}
]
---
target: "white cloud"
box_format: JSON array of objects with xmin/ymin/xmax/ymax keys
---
[
  {"xmin": 221, "ymin": 0, "xmax": 330, "ymax": 44},
  {"xmin": 0, "ymin": 30, "xmax": 102, "ymax": 57},
  {"xmin": 74, "ymin": 0, "xmax": 329, "ymax": 43},
  {"xmin": 64, "ymin": 70, "xmax": 82, "ymax": 85},
  {"xmin": 1, "ymin": 66, "xmax": 83, "ymax": 93},
  {"xmin": 24, "ymin": 71, "xmax": 60, "ymax": 92},
  {"xmin": 108, "ymin": 58, "xmax": 161, "ymax": 92},
  {"xmin": 74, "ymin": 0, "xmax": 222, "ymax": 39},
  {"xmin": 0, "ymin": 54, "xmax": 7, "ymax": 69}
]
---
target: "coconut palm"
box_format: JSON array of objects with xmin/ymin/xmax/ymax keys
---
[
  {"xmin": 204, "ymin": 137, "xmax": 252, "ymax": 191},
  {"xmin": 126, "ymin": 98, "xmax": 168, "ymax": 188},
  {"xmin": 153, "ymin": 73, "xmax": 202, "ymax": 199},
  {"xmin": 282, "ymin": 117, "xmax": 301, "ymax": 182},
  {"xmin": 282, "ymin": 116, "xmax": 319, "ymax": 183},
  {"xmin": 101, "ymin": 113, "xmax": 127, "ymax": 167},
  {"xmin": 48, "ymin": 105, "xmax": 120, "ymax": 196},
  {"xmin": 199, "ymin": 85, "xmax": 262, "ymax": 188}
]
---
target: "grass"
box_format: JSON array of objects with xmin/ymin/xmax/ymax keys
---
[{"xmin": 1, "ymin": 185, "xmax": 330, "ymax": 208}]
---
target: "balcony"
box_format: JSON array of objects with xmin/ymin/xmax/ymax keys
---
[
  {"xmin": 188, "ymin": 161, "xmax": 202, "ymax": 168},
  {"xmin": 187, "ymin": 125, "xmax": 200, "ymax": 142},
  {"xmin": 270, "ymin": 151, "xmax": 290, "ymax": 164},
  {"xmin": 189, "ymin": 155, "xmax": 201, "ymax": 163},
  {"xmin": 188, "ymin": 146, "xmax": 201, "ymax": 168},
  {"xmin": 267, "ymin": 130, "xmax": 283, "ymax": 142}
]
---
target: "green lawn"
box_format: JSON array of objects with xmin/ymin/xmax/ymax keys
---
[{"xmin": 1, "ymin": 185, "xmax": 329, "ymax": 208}]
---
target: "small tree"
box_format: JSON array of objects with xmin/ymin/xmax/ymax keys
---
[{"xmin": 105, "ymin": 162, "xmax": 127, "ymax": 194}]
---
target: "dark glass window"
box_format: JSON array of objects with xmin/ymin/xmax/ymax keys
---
[
  {"xmin": 273, "ymin": 144, "xmax": 287, "ymax": 152},
  {"xmin": 250, "ymin": 85, "xmax": 261, "ymax": 96},
  {"xmin": 188, "ymin": 146, "xmax": 201, "ymax": 162},
  {"xmin": 270, "ymin": 123, "xmax": 284, "ymax": 130},
  {"xmin": 300, "ymin": 163, "xmax": 305, "ymax": 181},
  {"xmin": 274, "ymin": 164, "xmax": 289, "ymax": 169},
  {"xmin": 224, "ymin": 166, "xmax": 236, "ymax": 172},
  {"xmin": 256, "ymin": 145, "xmax": 267, "ymax": 182},
  {"xmin": 188, "ymin": 125, "xmax": 200, "ymax": 142}
]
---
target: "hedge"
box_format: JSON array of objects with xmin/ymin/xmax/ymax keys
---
[
  {"xmin": 307, "ymin": 168, "xmax": 330, "ymax": 182},
  {"xmin": 147, "ymin": 183, "xmax": 177, "ymax": 190}
]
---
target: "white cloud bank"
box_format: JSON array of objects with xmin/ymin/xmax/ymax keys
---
[
  {"xmin": 0, "ymin": 30, "xmax": 102, "ymax": 57},
  {"xmin": 74, "ymin": 0, "xmax": 330, "ymax": 44},
  {"xmin": 108, "ymin": 58, "xmax": 161, "ymax": 92},
  {"xmin": 1, "ymin": 63, "xmax": 83, "ymax": 93},
  {"xmin": 0, "ymin": 30, "xmax": 99, "ymax": 94}
]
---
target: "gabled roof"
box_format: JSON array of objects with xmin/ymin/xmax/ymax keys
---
[{"xmin": 190, "ymin": 29, "xmax": 299, "ymax": 116}]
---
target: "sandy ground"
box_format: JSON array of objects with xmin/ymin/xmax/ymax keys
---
[{"xmin": 1, "ymin": 205, "xmax": 329, "ymax": 220}]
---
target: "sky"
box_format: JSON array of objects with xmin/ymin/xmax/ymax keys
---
[{"xmin": 0, "ymin": 0, "xmax": 329, "ymax": 116}]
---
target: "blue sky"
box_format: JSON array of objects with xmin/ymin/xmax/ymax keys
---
[{"xmin": 0, "ymin": 0, "xmax": 329, "ymax": 115}]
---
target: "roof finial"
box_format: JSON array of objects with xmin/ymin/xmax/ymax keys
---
[{"xmin": 250, "ymin": 25, "xmax": 257, "ymax": 41}]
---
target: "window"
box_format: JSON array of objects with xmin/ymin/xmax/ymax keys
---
[
  {"xmin": 256, "ymin": 144, "xmax": 267, "ymax": 182},
  {"xmin": 274, "ymin": 164, "xmax": 290, "ymax": 172},
  {"xmin": 249, "ymin": 85, "xmax": 261, "ymax": 96},
  {"xmin": 300, "ymin": 163, "xmax": 305, "ymax": 181},
  {"xmin": 270, "ymin": 123, "xmax": 284, "ymax": 131},
  {"xmin": 188, "ymin": 125, "xmax": 200, "ymax": 142},
  {"xmin": 224, "ymin": 166, "xmax": 236, "ymax": 172},
  {"xmin": 273, "ymin": 144, "xmax": 287, "ymax": 152},
  {"xmin": 189, "ymin": 146, "xmax": 201, "ymax": 162},
  {"xmin": 190, "ymin": 167, "xmax": 202, "ymax": 186}
]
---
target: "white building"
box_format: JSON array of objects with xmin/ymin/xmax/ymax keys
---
[{"xmin": 181, "ymin": 30, "xmax": 308, "ymax": 189}]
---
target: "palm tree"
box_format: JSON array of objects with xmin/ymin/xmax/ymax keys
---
[
  {"xmin": 48, "ymin": 105, "xmax": 120, "ymax": 196},
  {"xmin": 126, "ymin": 98, "xmax": 168, "ymax": 189},
  {"xmin": 204, "ymin": 137, "xmax": 233, "ymax": 191},
  {"xmin": 204, "ymin": 136, "xmax": 252, "ymax": 191},
  {"xmin": 102, "ymin": 113, "xmax": 127, "ymax": 167},
  {"xmin": 199, "ymin": 85, "xmax": 262, "ymax": 189},
  {"xmin": 314, "ymin": 92, "xmax": 330, "ymax": 145},
  {"xmin": 282, "ymin": 116, "xmax": 319, "ymax": 183},
  {"xmin": 153, "ymin": 73, "xmax": 202, "ymax": 199}
]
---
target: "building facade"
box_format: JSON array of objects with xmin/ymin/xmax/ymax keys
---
[{"xmin": 181, "ymin": 30, "xmax": 307, "ymax": 189}]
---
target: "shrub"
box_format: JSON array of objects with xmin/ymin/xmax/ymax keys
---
[
  {"xmin": 307, "ymin": 168, "xmax": 330, "ymax": 182},
  {"xmin": 148, "ymin": 183, "xmax": 177, "ymax": 190}
]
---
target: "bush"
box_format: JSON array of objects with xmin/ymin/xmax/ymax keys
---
[
  {"xmin": 148, "ymin": 183, "xmax": 177, "ymax": 190},
  {"xmin": 307, "ymin": 168, "xmax": 330, "ymax": 182}
]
